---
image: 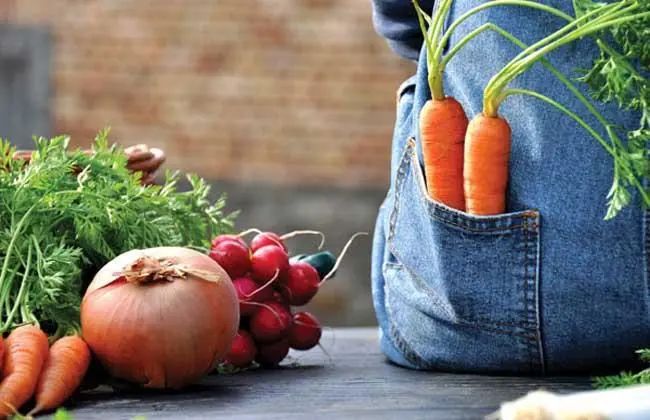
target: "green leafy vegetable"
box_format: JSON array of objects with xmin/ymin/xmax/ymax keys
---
[
  {"xmin": 0, "ymin": 130, "xmax": 235, "ymax": 337},
  {"xmin": 53, "ymin": 408, "xmax": 75, "ymax": 420},
  {"xmin": 573, "ymin": 0, "xmax": 650, "ymax": 217},
  {"xmin": 32, "ymin": 408, "xmax": 146, "ymax": 420},
  {"xmin": 594, "ymin": 349, "xmax": 650, "ymax": 388}
]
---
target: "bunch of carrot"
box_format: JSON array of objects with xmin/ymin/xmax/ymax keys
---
[
  {"xmin": 0, "ymin": 326, "xmax": 90, "ymax": 418},
  {"xmin": 413, "ymin": 0, "xmax": 650, "ymax": 218},
  {"xmin": 414, "ymin": 0, "xmax": 513, "ymax": 215}
]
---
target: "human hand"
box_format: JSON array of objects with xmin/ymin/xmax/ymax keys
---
[
  {"xmin": 124, "ymin": 144, "xmax": 166, "ymax": 185},
  {"xmin": 12, "ymin": 150, "xmax": 33, "ymax": 163}
]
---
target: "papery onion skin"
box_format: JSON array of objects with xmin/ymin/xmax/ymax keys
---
[{"xmin": 81, "ymin": 247, "xmax": 239, "ymax": 389}]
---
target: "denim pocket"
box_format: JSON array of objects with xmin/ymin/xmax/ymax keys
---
[{"xmin": 382, "ymin": 138, "xmax": 545, "ymax": 372}]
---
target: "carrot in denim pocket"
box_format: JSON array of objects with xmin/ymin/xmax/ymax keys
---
[
  {"xmin": 417, "ymin": 0, "xmax": 649, "ymax": 217},
  {"xmin": 413, "ymin": 0, "xmax": 468, "ymax": 211}
]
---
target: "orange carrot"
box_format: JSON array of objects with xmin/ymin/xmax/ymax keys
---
[
  {"xmin": 29, "ymin": 336, "xmax": 91, "ymax": 415},
  {"xmin": 0, "ymin": 336, "xmax": 4, "ymax": 375},
  {"xmin": 0, "ymin": 325, "xmax": 49, "ymax": 417},
  {"xmin": 420, "ymin": 97, "xmax": 468, "ymax": 210},
  {"xmin": 412, "ymin": 0, "xmax": 468, "ymax": 211},
  {"xmin": 463, "ymin": 114, "xmax": 512, "ymax": 215}
]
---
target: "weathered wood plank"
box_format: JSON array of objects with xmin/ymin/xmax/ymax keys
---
[{"xmin": 61, "ymin": 328, "xmax": 591, "ymax": 419}]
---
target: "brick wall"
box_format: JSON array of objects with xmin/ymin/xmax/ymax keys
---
[
  {"xmin": 3, "ymin": 0, "xmax": 413, "ymax": 188},
  {"xmin": 3, "ymin": 0, "xmax": 416, "ymax": 326}
]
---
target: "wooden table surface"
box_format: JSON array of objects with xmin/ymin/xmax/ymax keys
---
[{"xmin": 64, "ymin": 328, "xmax": 591, "ymax": 420}]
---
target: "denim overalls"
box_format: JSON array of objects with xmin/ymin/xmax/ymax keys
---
[{"xmin": 371, "ymin": 0, "xmax": 650, "ymax": 374}]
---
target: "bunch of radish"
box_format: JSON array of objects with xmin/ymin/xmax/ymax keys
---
[{"xmin": 208, "ymin": 230, "xmax": 361, "ymax": 368}]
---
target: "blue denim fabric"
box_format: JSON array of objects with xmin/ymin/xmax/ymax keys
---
[{"xmin": 371, "ymin": 0, "xmax": 650, "ymax": 374}]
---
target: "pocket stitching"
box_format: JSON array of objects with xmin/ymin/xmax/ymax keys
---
[{"xmin": 522, "ymin": 216, "xmax": 545, "ymax": 373}]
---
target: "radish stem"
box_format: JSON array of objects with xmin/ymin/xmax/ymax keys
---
[
  {"xmin": 237, "ymin": 228, "xmax": 263, "ymax": 238},
  {"xmin": 280, "ymin": 230, "xmax": 326, "ymax": 250},
  {"xmin": 321, "ymin": 232, "xmax": 368, "ymax": 283},
  {"xmin": 244, "ymin": 270, "xmax": 280, "ymax": 300}
]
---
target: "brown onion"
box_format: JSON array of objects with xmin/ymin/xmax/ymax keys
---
[{"xmin": 81, "ymin": 247, "xmax": 239, "ymax": 389}]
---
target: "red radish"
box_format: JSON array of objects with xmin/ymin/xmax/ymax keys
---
[
  {"xmin": 209, "ymin": 240, "xmax": 251, "ymax": 278},
  {"xmin": 255, "ymin": 338, "xmax": 290, "ymax": 367},
  {"xmin": 250, "ymin": 302, "xmax": 292, "ymax": 343},
  {"xmin": 224, "ymin": 330, "xmax": 257, "ymax": 368},
  {"xmin": 251, "ymin": 245, "xmax": 289, "ymax": 284},
  {"xmin": 281, "ymin": 262, "xmax": 320, "ymax": 306},
  {"xmin": 272, "ymin": 291, "xmax": 290, "ymax": 309},
  {"xmin": 280, "ymin": 230, "xmax": 326, "ymax": 250},
  {"xmin": 233, "ymin": 277, "xmax": 274, "ymax": 317},
  {"xmin": 288, "ymin": 312, "xmax": 322, "ymax": 351},
  {"xmin": 318, "ymin": 232, "xmax": 368, "ymax": 284},
  {"xmin": 250, "ymin": 232, "xmax": 286, "ymax": 252},
  {"xmin": 211, "ymin": 234, "xmax": 247, "ymax": 249}
]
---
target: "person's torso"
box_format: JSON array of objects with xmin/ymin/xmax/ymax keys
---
[{"xmin": 379, "ymin": 0, "xmax": 649, "ymax": 372}]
